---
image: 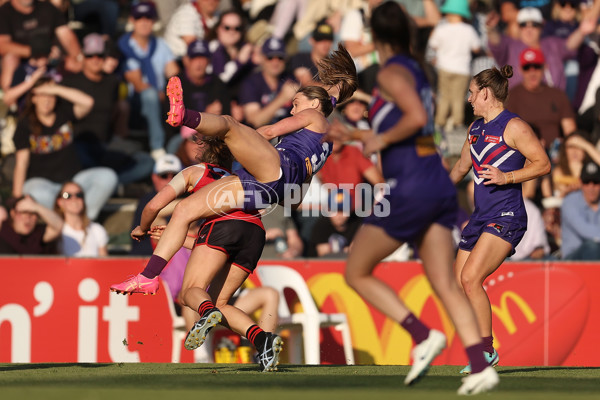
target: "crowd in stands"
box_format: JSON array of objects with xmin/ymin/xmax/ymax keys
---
[{"xmin": 0, "ymin": 0, "xmax": 599, "ymax": 260}]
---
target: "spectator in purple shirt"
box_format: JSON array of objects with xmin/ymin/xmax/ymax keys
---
[{"xmin": 238, "ymin": 37, "xmax": 296, "ymax": 127}]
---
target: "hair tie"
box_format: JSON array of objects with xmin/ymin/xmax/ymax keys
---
[{"xmin": 331, "ymin": 96, "xmax": 337, "ymax": 108}]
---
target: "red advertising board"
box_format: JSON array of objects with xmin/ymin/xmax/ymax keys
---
[{"xmin": 0, "ymin": 258, "xmax": 598, "ymax": 366}]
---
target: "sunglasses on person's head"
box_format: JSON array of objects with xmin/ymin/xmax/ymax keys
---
[
  {"xmin": 222, "ymin": 25, "xmax": 242, "ymax": 32},
  {"xmin": 523, "ymin": 63, "xmax": 543, "ymax": 71},
  {"xmin": 519, "ymin": 22, "xmax": 543, "ymax": 28},
  {"xmin": 61, "ymin": 191, "xmax": 84, "ymax": 200}
]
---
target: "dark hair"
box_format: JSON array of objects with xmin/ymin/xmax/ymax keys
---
[
  {"xmin": 5, "ymin": 196, "xmax": 26, "ymax": 212},
  {"xmin": 197, "ymin": 136, "xmax": 234, "ymax": 170},
  {"xmin": 20, "ymin": 77, "xmax": 56, "ymax": 138},
  {"xmin": 370, "ymin": 1, "xmax": 414, "ymax": 56},
  {"xmin": 206, "ymin": 9, "xmax": 247, "ymax": 44},
  {"xmin": 298, "ymin": 43, "xmax": 358, "ymax": 117},
  {"xmin": 473, "ymin": 65, "xmax": 513, "ymax": 103}
]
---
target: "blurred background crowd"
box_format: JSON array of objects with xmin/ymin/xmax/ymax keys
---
[{"xmin": 0, "ymin": 0, "xmax": 599, "ymax": 261}]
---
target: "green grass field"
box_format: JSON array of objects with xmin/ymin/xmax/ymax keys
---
[{"xmin": 1, "ymin": 363, "xmax": 599, "ymax": 400}]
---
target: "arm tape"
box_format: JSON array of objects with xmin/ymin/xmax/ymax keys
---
[{"xmin": 167, "ymin": 171, "xmax": 186, "ymax": 195}]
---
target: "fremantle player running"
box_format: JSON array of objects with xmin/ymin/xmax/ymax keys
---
[
  {"xmin": 450, "ymin": 65, "xmax": 550, "ymax": 374},
  {"xmin": 111, "ymin": 138, "xmax": 281, "ymax": 371},
  {"xmin": 337, "ymin": 2, "xmax": 502, "ymax": 394}
]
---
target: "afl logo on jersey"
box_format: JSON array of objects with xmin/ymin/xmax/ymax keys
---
[{"xmin": 469, "ymin": 135, "xmax": 479, "ymax": 145}]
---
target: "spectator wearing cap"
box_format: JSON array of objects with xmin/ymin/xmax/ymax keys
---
[
  {"xmin": 0, "ymin": 0, "xmax": 83, "ymax": 74},
  {"xmin": 63, "ymin": 33, "xmax": 154, "ymax": 185},
  {"xmin": 130, "ymin": 154, "xmax": 183, "ymax": 255},
  {"xmin": 0, "ymin": 195, "xmax": 63, "ymax": 255},
  {"xmin": 207, "ymin": 9, "xmax": 254, "ymax": 96},
  {"xmin": 498, "ymin": 1, "xmax": 554, "ymax": 39},
  {"xmin": 560, "ymin": 160, "xmax": 600, "ymax": 259},
  {"xmin": 166, "ymin": 39, "xmax": 231, "ymax": 154},
  {"xmin": 506, "ymin": 47, "xmax": 576, "ymax": 151},
  {"xmin": 117, "ymin": 1, "xmax": 179, "ymax": 161},
  {"xmin": 238, "ymin": 37, "xmax": 296, "ymax": 128},
  {"xmin": 486, "ymin": 6, "xmax": 596, "ymax": 90},
  {"xmin": 428, "ymin": 0, "xmax": 481, "ymax": 131},
  {"xmin": 287, "ymin": 21, "xmax": 335, "ymax": 87},
  {"xmin": 163, "ymin": 0, "xmax": 206, "ymax": 59}
]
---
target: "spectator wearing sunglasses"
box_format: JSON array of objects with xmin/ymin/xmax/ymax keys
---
[
  {"xmin": 238, "ymin": 37, "xmax": 296, "ymax": 128},
  {"xmin": 54, "ymin": 181, "xmax": 108, "ymax": 257},
  {"xmin": 506, "ymin": 47, "xmax": 576, "ymax": 151},
  {"xmin": 0, "ymin": 195, "xmax": 63, "ymax": 255},
  {"xmin": 561, "ymin": 160, "xmax": 600, "ymax": 259},
  {"xmin": 486, "ymin": 6, "xmax": 596, "ymax": 90},
  {"xmin": 63, "ymin": 33, "xmax": 154, "ymax": 186},
  {"xmin": 130, "ymin": 154, "xmax": 183, "ymax": 255},
  {"xmin": 207, "ymin": 10, "xmax": 254, "ymax": 92}
]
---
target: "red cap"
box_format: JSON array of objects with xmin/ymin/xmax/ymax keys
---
[{"xmin": 520, "ymin": 48, "xmax": 545, "ymax": 67}]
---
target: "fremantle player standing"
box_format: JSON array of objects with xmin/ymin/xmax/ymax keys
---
[{"xmin": 450, "ymin": 65, "xmax": 551, "ymax": 374}]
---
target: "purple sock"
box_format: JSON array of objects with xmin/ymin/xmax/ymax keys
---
[
  {"xmin": 466, "ymin": 342, "xmax": 488, "ymax": 374},
  {"xmin": 141, "ymin": 255, "xmax": 168, "ymax": 279},
  {"xmin": 482, "ymin": 335, "xmax": 494, "ymax": 354},
  {"xmin": 183, "ymin": 109, "xmax": 201, "ymax": 129},
  {"xmin": 400, "ymin": 313, "xmax": 430, "ymax": 344}
]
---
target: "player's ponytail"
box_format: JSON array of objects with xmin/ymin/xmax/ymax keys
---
[{"xmin": 297, "ymin": 44, "xmax": 358, "ymax": 117}]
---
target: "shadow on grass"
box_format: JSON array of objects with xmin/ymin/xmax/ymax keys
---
[
  {"xmin": 498, "ymin": 366, "xmax": 600, "ymax": 375},
  {"xmin": 0, "ymin": 363, "xmax": 113, "ymax": 372}
]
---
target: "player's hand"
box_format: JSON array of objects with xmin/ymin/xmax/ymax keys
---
[
  {"xmin": 131, "ymin": 226, "xmax": 146, "ymax": 241},
  {"xmin": 480, "ymin": 164, "xmax": 507, "ymax": 185},
  {"xmin": 148, "ymin": 225, "xmax": 166, "ymax": 241}
]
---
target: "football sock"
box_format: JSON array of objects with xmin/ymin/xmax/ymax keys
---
[
  {"xmin": 466, "ymin": 342, "xmax": 488, "ymax": 374},
  {"xmin": 140, "ymin": 255, "xmax": 168, "ymax": 279},
  {"xmin": 183, "ymin": 109, "xmax": 202, "ymax": 129},
  {"xmin": 400, "ymin": 312, "xmax": 430, "ymax": 344},
  {"xmin": 246, "ymin": 325, "xmax": 267, "ymax": 350},
  {"xmin": 197, "ymin": 300, "xmax": 216, "ymax": 317},
  {"xmin": 482, "ymin": 335, "xmax": 494, "ymax": 355}
]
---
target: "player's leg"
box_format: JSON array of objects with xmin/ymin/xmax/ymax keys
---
[
  {"xmin": 179, "ymin": 245, "xmax": 229, "ymax": 350},
  {"xmin": 146, "ymin": 176, "xmax": 243, "ymax": 273},
  {"xmin": 418, "ymin": 223, "xmax": 499, "ymax": 393},
  {"xmin": 458, "ymin": 233, "xmax": 511, "ymax": 337},
  {"xmin": 166, "ymin": 76, "xmax": 281, "ymax": 183}
]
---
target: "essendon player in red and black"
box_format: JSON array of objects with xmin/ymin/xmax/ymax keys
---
[{"xmin": 110, "ymin": 137, "xmax": 283, "ymax": 372}]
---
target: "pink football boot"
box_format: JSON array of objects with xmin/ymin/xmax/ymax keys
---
[
  {"xmin": 166, "ymin": 76, "xmax": 184, "ymax": 127},
  {"xmin": 110, "ymin": 273, "xmax": 159, "ymax": 295}
]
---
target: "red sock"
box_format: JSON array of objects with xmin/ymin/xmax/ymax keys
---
[
  {"xmin": 246, "ymin": 325, "xmax": 267, "ymax": 349},
  {"xmin": 197, "ymin": 300, "xmax": 215, "ymax": 317}
]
